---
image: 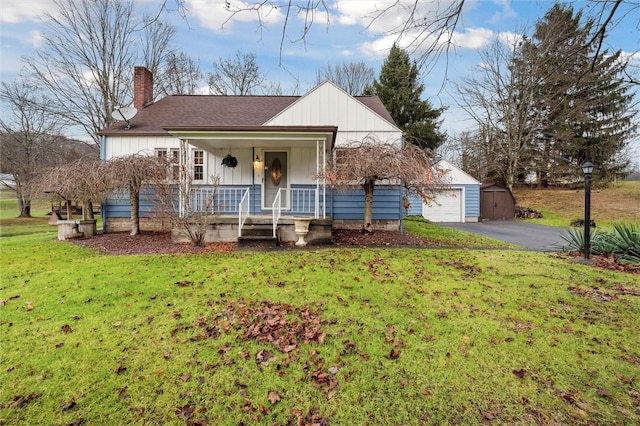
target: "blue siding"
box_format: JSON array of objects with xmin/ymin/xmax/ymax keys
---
[
  {"xmin": 406, "ymin": 193, "xmax": 423, "ymax": 216},
  {"xmin": 329, "ymin": 186, "xmax": 402, "ymax": 220},
  {"xmin": 462, "ymin": 184, "xmax": 480, "ymax": 217},
  {"xmin": 103, "ymin": 184, "xmax": 406, "ymax": 222}
]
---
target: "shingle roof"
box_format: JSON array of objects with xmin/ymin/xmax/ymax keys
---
[{"xmin": 99, "ymin": 94, "xmax": 396, "ymax": 135}]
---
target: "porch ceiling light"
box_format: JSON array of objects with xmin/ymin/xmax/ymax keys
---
[{"xmin": 253, "ymin": 155, "xmax": 262, "ymax": 170}]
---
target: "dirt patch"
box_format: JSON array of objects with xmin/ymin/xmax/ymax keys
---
[{"xmin": 69, "ymin": 229, "xmax": 430, "ymax": 255}]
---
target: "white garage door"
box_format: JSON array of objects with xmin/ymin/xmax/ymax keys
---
[{"xmin": 422, "ymin": 188, "xmax": 464, "ymax": 223}]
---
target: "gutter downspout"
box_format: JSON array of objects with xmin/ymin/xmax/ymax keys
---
[{"xmin": 399, "ymin": 133, "xmax": 405, "ymax": 233}]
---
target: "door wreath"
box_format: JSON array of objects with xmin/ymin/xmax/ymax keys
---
[{"xmin": 270, "ymin": 158, "xmax": 282, "ymax": 185}]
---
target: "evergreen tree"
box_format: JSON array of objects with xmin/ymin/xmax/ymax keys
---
[
  {"xmin": 522, "ymin": 4, "xmax": 636, "ymax": 184},
  {"xmin": 366, "ymin": 44, "xmax": 446, "ymax": 151}
]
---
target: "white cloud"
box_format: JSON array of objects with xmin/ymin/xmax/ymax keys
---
[
  {"xmin": 27, "ymin": 30, "xmax": 45, "ymax": 48},
  {"xmin": 186, "ymin": 0, "xmax": 284, "ymax": 31},
  {"xmin": 450, "ymin": 27, "xmax": 494, "ymax": 50},
  {"xmin": 0, "ymin": 0, "xmax": 56, "ymax": 23}
]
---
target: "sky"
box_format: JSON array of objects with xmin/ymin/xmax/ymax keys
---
[{"xmin": 1, "ymin": 0, "xmax": 638, "ymax": 166}]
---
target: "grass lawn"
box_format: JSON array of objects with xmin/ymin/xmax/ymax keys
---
[
  {"xmin": 513, "ymin": 181, "xmax": 640, "ymax": 228},
  {"xmin": 1, "ymin": 224, "xmax": 639, "ymax": 424}
]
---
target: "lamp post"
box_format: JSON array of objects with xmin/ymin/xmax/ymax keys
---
[{"xmin": 582, "ymin": 161, "xmax": 594, "ymax": 260}]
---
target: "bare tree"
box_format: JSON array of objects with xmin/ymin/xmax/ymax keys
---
[
  {"xmin": 141, "ymin": 14, "xmax": 176, "ymax": 85},
  {"xmin": 325, "ymin": 137, "xmax": 447, "ymax": 233},
  {"xmin": 0, "ymin": 79, "xmax": 94, "ymax": 217},
  {"xmin": 106, "ymin": 154, "xmax": 168, "ymax": 236},
  {"xmin": 453, "ymin": 37, "xmax": 543, "ymax": 189},
  {"xmin": 24, "ymin": 0, "xmax": 175, "ymax": 147},
  {"xmin": 315, "ymin": 61, "xmax": 375, "ymax": 96},
  {"xmin": 156, "ymin": 51, "xmax": 204, "ymax": 97},
  {"xmin": 39, "ymin": 157, "xmax": 109, "ymax": 220},
  {"xmin": 207, "ymin": 50, "xmax": 265, "ymax": 95},
  {"xmin": 149, "ymin": 167, "xmax": 221, "ymax": 247}
]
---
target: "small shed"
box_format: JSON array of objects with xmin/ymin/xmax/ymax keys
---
[
  {"xmin": 480, "ymin": 183, "xmax": 516, "ymax": 220},
  {"xmin": 406, "ymin": 158, "xmax": 480, "ymax": 223}
]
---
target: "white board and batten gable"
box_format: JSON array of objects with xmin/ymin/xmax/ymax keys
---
[
  {"xmin": 421, "ymin": 159, "xmax": 481, "ymax": 223},
  {"xmin": 436, "ymin": 159, "xmax": 480, "ymax": 186},
  {"xmin": 265, "ymin": 80, "xmax": 402, "ymax": 146}
]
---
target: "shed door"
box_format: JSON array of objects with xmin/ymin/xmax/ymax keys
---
[
  {"xmin": 263, "ymin": 151, "xmax": 288, "ymax": 209},
  {"xmin": 481, "ymin": 188, "xmax": 513, "ymax": 220},
  {"xmin": 422, "ymin": 189, "xmax": 464, "ymax": 222}
]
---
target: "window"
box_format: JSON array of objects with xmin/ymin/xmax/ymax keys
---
[
  {"xmin": 193, "ymin": 150, "xmax": 204, "ymax": 180},
  {"xmin": 155, "ymin": 148, "xmax": 179, "ymax": 180}
]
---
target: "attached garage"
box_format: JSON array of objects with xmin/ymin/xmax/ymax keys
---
[
  {"xmin": 411, "ymin": 158, "xmax": 480, "ymax": 223},
  {"xmin": 422, "ymin": 188, "xmax": 464, "ymax": 222}
]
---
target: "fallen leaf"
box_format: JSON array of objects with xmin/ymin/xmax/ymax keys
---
[
  {"xmin": 118, "ymin": 387, "xmax": 127, "ymax": 399},
  {"xmin": 26, "ymin": 301, "xmax": 34, "ymax": 311},
  {"xmin": 65, "ymin": 419, "xmax": 85, "ymax": 426},
  {"xmin": 386, "ymin": 349, "xmax": 400, "ymax": 360},
  {"xmin": 282, "ymin": 344, "xmax": 297, "ymax": 353},
  {"xmin": 61, "ymin": 400, "xmax": 77, "ymax": 412},
  {"xmin": 597, "ymin": 388, "xmax": 612, "ymax": 398},
  {"xmin": 7, "ymin": 393, "xmax": 41, "ymax": 408},
  {"xmin": 61, "ymin": 324, "xmax": 72, "ymax": 333},
  {"xmin": 114, "ymin": 365, "xmax": 127, "ymax": 374},
  {"xmin": 267, "ymin": 390, "xmax": 281, "ymax": 404},
  {"xmin": 175, "ymin": 404, "xmax": 194, "ymax": 420},
  {"xmin": 112, "ymin": 321, "xmax": 122, "ymax": 327},
  {"xmin": 483, "ymin": 410, "xmax": 498, "ymax": 420},
  {"xmin": 512, "ymin": 368, "xmax": 527, "ymax": 379},
  {"xmin": 179, "ymin": 373, "xmax": 191, "ymax": 382}
]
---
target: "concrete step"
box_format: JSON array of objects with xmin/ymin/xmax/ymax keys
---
[
  {"xmin": 238, "ymin": 224, "xmax": 278, "ymax": 247},
  {"xmin": 241, "ymin": 224, "xmax": 274, "ymax": 238},
  {"xmin": 237, "ymin": 235, "xmax": 279, "ymax": 248}
]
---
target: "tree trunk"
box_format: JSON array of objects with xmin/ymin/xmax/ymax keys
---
[
  {"xmin": 362, "ymin": 178, "xmax": 375, "ymax": 234},
  {"xmin": 15, "ymin": 184, "xmax": 32, "ymax": 218},
  {"xmin": 18, "ymin": 197, "xmax": 31, "ymax": 217},
  {"xmin": 130, "ymin": 184, "xmax": 140, "ymax": 236}
]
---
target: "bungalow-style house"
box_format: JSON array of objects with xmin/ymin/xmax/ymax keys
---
[{"xmin": 99, "ymin": 67, "xmax": 407, "ymax": 244}]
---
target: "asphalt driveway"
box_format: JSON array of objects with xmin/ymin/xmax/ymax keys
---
[{"xmin": 441, "ymin": 221, "xmax": 567, "ymax": 252}]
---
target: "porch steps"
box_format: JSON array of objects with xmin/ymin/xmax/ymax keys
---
[{"xmin": 237, "ymin": 224, "xmax": 278, "ymax": 247}]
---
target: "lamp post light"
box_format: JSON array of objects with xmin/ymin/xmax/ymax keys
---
[{"xmin": 582, "ymin": 161, "xmax": 594, "ymax": 260}]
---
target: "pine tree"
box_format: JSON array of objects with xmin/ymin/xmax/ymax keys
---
[
  {"xmin": 523, "ymin": 4, "xmax": 636, "ymax": 184},
  {"xmin": 366, "ymin": 44, "xmax": 446, "ymax": 151}
]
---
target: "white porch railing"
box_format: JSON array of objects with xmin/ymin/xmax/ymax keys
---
[
  {"xmin": 190, "ymin": 186, "xmax": 320, "ymax": 238},
  {"xmin": 272, "ymin": 190, "xmax": 282, "ymax": 238},
  {"xmin": 271, "ymin": 188, "xmax": 320, "ymax": 238},
  {"xmin": 238, "ymin": 188, "xmax": 250, "ymax": 237},
  {"xmin": 191, "ymin": 187, "xmax": 248, "ymax": 214}
]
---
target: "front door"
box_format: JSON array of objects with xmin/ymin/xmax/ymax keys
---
[{"xmin": 263, "ymin": 151, "xmax": 288, "ymax": 209}]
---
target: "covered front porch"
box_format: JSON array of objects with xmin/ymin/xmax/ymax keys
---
[{"xmin": 165, "ymin": 126, "xmax": 337, "ymax": 243}]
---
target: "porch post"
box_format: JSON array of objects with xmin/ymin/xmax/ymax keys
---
[
  {"xmin": 178, "ymin": 138, "xmax": 189, "ymax": 218},
  {"xmin": 316, "ymin": 139, "xmax": 320, "ymax": 218},
  {"xmin": 321, "ymin": 138, "xmax": 326, "ymax": 218}
]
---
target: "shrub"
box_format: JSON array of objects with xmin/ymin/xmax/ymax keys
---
[{"xmin": 560, "ymin": 223, "xmax": 640, "ymax": 268}]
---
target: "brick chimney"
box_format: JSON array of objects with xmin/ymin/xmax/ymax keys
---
[{"xmin": 133, "ymin": 66, "xmax": 153, "ymax": 109}]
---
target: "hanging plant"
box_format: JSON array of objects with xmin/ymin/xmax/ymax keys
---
[{"xmin": 221, "ymin": 154, "xmax": 238, "ymax": 168}]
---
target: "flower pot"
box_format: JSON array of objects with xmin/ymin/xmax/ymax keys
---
[{"xmin": 292, "ymin": 217, "xmax": 313, "ymax": 247}]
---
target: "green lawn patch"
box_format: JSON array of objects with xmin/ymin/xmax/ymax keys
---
[{"xmin": 1, "ymin": 233, "xmax": 638, "ymax": 425}]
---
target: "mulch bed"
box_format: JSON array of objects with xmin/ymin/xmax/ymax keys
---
[{"xmin": 69, "ymin": 229, "xmax": 431, "ymax": 256}]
